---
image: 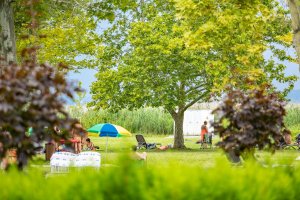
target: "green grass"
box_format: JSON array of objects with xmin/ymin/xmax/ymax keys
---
[
  {"xmin": 6, "ymin": 134, "xmax": 300, "ymax": 200},
  {"xmin": 88, "ymin": 134, "xmax": 216, "ymax": 153},
  {"xmin": 29, "ymin": 135, "xmax": 300, "ymax": 168},
  {"xmin": 80, "ymin": 135, "xmax": 300, "ymax": 168},
  {"xmin": 4, "ymin": 150, "xmax": 300, "ymax": 200}
]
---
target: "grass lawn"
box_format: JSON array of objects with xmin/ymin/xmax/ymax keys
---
[{"xmin": 31, "ymin": 135, "xmax": 300, "ymax": 168}]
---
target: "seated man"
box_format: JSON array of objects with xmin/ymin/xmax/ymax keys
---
[
  {"xmin": 284, "ymin": 131, "xmax": 292, "ymax": 145},
  {"xmin": 295, "ymin": 134, "xmax": 300, "ymax": 145},
  {"xmin": 84, "ymin": 138, "xmax": 95, "ymax": 151}
]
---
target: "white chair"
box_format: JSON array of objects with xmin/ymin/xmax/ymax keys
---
[
  {"xmin": 74, "ymin": 151, "xmax": 101, "ymax": 168},
  {"xmin": 50, "ymin": 151, "xmax": 101, "ymax": 174},
  {"xmin": 50, "ymin": 152, "xmax": 76, "ymax": 173}
]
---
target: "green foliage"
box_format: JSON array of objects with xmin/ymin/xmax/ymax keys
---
[
  {"xmin": 90, "ymin": 1, "xmax": 212, "ymax": 113},
  {"xmin": 89, "ymin": 0, "xmax": 297, "ymax": 148},
  {"xmin": 0, "ymin": 0, "xmax": 82, "ymax": 170},
  {"xmin": 174, "ymin": 0, "xmax": 297, "ymax": 94},
  {"xmin": 13, "ymin": 0, "xmax": 103, "ymax": 70},
  {"xmin": 89, "ymin": 0, "xmax": 213, "ymax": 148},
  {"xmin": 68, "ymin": 107, "xmax": 173, "ymax": 135},
  {"xmin": 2, "ymin": 157, "xmax": 300, "ymax": 200}
]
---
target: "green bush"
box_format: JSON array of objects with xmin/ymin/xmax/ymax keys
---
[
  {"xmin": 68, "ymin": 106, "xmax": 173, "ymax": 135},
  {"xmin": 1, "ymin": 156, "xmax": 300, "ymax": 200}
]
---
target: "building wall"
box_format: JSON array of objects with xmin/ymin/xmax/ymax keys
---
[{"xmin": 181, "ymin": 110, "xmax": 214, "ymax": 136}]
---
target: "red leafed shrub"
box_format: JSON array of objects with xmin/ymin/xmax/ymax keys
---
[
  {"xmin": 0, "ymin": 51, "xmax": 81, "ymax": 169},
  {"xmin": 212, "ymin": 88, "xmax": 288, "ymax": 160}
]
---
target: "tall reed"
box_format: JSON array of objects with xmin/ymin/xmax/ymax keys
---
[
  {"xmin": 68, "ymin": 105, "xmax": 300, "ymax": 135},
  {"xmin": 68, "ymin": 106, "xmax": 173, "ymax": 135},
  {"xmin": 285, "ymin": 106, "xmax": 300, "ymax": 134}
]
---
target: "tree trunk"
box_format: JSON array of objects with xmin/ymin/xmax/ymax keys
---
[
  {"xmin": 287, "ymin": 0, "xmax": 300, "ymax": 70},
  {"xmin": 0, "ymin": 0, "xmax": 16, "ymax": 65},
  {"xmin": 173, "ymin": 112, "xmax": 185, "ymax": 149}
]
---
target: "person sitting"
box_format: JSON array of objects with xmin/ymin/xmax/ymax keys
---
[
  {"xmin": 84, "ymin": 138, "xmax": 95, "ymax": 151},
  {"xmin": 295, "ymin": 133, "xmax": 300, "ymax": 145},
  {"xmin": 71, "ymin": 123, "xmax": 85, "ymax": 154},
  {"xmin": 283, "ymin": 129, "xmax": 292, "ymax": 145}
]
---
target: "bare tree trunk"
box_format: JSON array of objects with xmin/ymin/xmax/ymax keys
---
[
  {"xmin": 287, "ymin": 0, "xmax": 300, "ymax": 70},
  {"xmin": 173, "ymin": 111, "xmax": 186, "ymax": 149},
  {"xmin": 0, "ymin": 0, "xmax": 16, "ymax": 66}
]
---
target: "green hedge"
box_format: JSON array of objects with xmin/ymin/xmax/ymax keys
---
[{"xmin": 1, "ymin": 156, "xmax": 300, "ymax": 200}]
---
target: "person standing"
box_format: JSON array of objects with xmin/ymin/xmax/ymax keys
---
[
  {"xmin": 69, "ymin": 123, "xmax": 83, "ymax": 154},
  {"xmin": 201, "ymin": 121, "xmax": 208, "ymax": 143}
]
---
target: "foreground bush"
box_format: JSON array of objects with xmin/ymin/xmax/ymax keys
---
[
  {"xmin": 213, "ymin": 88, "xmax": 288, "ymax": 162},
  {"xmin": 1, "ymin": 156, "xmax": 300, "ymax": 200}
]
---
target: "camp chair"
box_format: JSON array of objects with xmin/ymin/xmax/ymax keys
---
[
  {"xmin": 278, "ymin": 135, "xmax": 300, "ymax": 150},
  {"xmin": 279, "ymin": 142, "xmax": 299, "ymax": 150},
  {"xmin": 200, "ymin": 134, "xmax": 212, "ymax": 149},
  {"xmin": 135, "ymin": 134, "xmax": 161, "ymax": 150}
]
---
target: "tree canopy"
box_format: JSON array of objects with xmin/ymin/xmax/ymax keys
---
[
  {"xmin": 89, "ymin": 0, "xmax": 297, "ymax": 148},
  {"xmin": 12, "ymin": 0, "xmax": 104, "ymax": 70},
  {"xmin": 90, "ymin": 1, "xmax": 214, "ymax": 148},
  {"xmin": 174, "ymin": 0, "xmax": 297, "ymax": 94},
  {"xmin": 286, "ymin": 0, "xmax": 300, "ymax": 69}
]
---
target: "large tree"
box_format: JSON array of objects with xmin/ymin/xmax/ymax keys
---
[
  {"xmin": 90, "ymin": 0, "xmax": 296, "ymax": 148},
  {"xmin": 1, "ymin": 0, "xmax": 105, "ymax": 70},
  {"xmin": 287, "ymin": 0, "xmax": 300, "ymax": 69},
  {"xmin": 14, "ymin": 0, "xmax": 105, "ymax": 70},
  {"xmin": 0, "ymin": 0, "xmax": 16, "ymax": 64},
  {"xmin": 91, "ymin": 4, "xmax": 213, "ymax": 148}
]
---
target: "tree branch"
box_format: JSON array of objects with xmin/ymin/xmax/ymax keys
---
[
  {"xmin": 167, "ymin": 108, "xmax": 177, "ymax": 119},
  {"xmin": 183, "ymin": 91, "xmax": 210, "ymax": 112},
  {"xmin": 185, "ymin": 83, "xmax": 206, "ymax": 95}
]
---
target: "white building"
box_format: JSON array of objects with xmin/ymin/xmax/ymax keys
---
[{"xmin": 180, "ymin": 110, "xmax": 214, "ymax": 136}]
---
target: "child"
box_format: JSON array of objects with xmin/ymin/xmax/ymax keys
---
[{"xmin": 85, "ymin": 138, "xmax": 95, "ymax": 151}]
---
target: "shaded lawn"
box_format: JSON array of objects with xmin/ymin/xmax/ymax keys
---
[{"xmin": 31, "ymin": 135, "xmax": 300, "ymax": 168}]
